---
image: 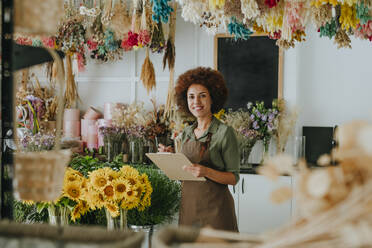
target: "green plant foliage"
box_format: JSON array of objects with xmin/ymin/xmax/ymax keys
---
[
  {"xmin": 13, "ymin": 200, "xmax": 48, "ymax": 223},
  {"xmin": 127, "ymin": 166, "xmax": 181, "ymax": 226}
]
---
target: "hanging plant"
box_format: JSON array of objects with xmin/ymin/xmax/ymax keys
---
[
  {"xmin": 178, "ymin": 0, "xmax": 206, "ymax": 25},
  {"xmin": 354, "ymin": 20, "xmax": 372, "ymax": 41},
  {"xmin": 150, "ymin": 0, "xmax": 174, "ymax": 23},
  {"xmin": 140, "ymin": 48, "xmax": 156, "ymax": 94},
  {"xmin": 228, "ymin": 17, "xmax": 254, "ymax": 40},
  {"xmin": 311, "ymin": 0, "xmax": 338, "ymax": 8},
  {"xmin": 65, "ymin": 54, "xmax": 80, "ymax": 108},
  {"xmin": 209, "ymin": 0, "xmax": 226, "ymax": 10},
  {"xmin": 311, "ymin": 4, "xmax": 333, "ymax": 28}
]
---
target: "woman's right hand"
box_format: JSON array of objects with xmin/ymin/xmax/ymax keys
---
[{"xmin": 158, "ymin": 143, "xmax": 174, "ymax": 153}]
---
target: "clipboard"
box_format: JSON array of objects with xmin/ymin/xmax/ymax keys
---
[{"xmin": 145, "ymin": 153, "xmax": 206, "ymax": 181}]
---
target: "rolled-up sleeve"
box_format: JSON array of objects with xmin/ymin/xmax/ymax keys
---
[{"xmin": 221, "ymin": 126, "xmax": 240, "ymax": 184}]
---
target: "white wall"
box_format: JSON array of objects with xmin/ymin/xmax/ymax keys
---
[{"xmin": 76, "ymin": 14, "xmax": 372, "ymax": 130}]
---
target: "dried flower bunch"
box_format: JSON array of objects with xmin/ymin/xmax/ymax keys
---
[
  {"xmin": 254, "ymin": 120, "xmax": 372, "ymax": 247},
  {"xmin": 15, "ymin": 72, "xmax": 58, "ymax": 133}
]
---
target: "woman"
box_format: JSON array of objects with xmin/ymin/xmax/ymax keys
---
[{"xmin": 158, "ymin": 67, "xmax": 240, "ymax": 231}]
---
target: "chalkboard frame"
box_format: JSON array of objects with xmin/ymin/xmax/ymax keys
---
[{"xmin": 214, "ymin": 34, "xmax": 284, "ymax": 107}]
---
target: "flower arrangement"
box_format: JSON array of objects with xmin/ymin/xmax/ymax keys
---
[
  {"xmin": 247, "ymin": 100, "xmax": 280, "ymax": 152},
  {"xmin": 86, "ymin": 166, "xmax": 152, "ymax": 218}
]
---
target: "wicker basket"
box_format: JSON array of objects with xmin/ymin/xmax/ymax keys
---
[
  {"xmin": 14, "ymin": 0, "xmax": 64, "ymax": 36},
  {"xmin": 14, "ymin": 49, "xmax": 71, "ymax": 202},
  {"xmin": 14, "ymin": 149, "xmax": 72, "ymax": 201}
]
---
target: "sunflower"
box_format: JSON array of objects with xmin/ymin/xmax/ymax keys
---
[
  {"xmin": 89, "ymin": 169, "xmax": 108, "ymax": 189},
  {"xmin": 103, "ymin": 184, "xmax": 115, "ymax": 200},
  {"xmin": 121, "ymin": 198, "xmax": 140, "ymax": 210},
  {"xmin": 105, "ymin": 202, "xmax": 120, "ymax": 217},
  {"xmin": 113, "ymin": 179, "xmax": 130, "ymax": 201},
  {"xmin": 103, "ymin": 167, "xmax": 119, "ymax": 182},
  {"xmin": 86, "ymin": 191, "xmax": 105, "ymax": 210},
  {"xmin": 119, "ymin": 165, "xmax": 140, "ymax": 178},
  {"xmin": 64, "ymin": 168, "xmax": 83, "ymax": 183},
  {"xmin": 63, "ymin": 181, "xmax": 82, "ymax": 201},
  {"xmin": 125, "ymin": 186, "xmax": 139, "ymax": 202}
]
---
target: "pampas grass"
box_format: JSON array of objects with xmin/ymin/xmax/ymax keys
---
[
  {"xmin": 275, "ymin": 99, "xmax": 298, "ymax": 154},
  {"xmin": 140, "ymin": 48, "xmax": 156, "ymax": 94}
]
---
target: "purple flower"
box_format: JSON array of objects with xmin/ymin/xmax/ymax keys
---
[
  {"xmin": 255, "ymin": 110, "xmax": 261, "ymax": 118},
  {"xmin": 253, "ymin": 121, "xmax": 259, "ymax": 130},
  {"xmin": 268, "ymin": 113, "xmax": 274, "ymax": 121},
  {"xmin": 261, "ymin": 114, "xmax": 267, "ymax": 121},
  {"xmin": 250, "ymin": 114, "xmax": 255, "ymax": 120}
]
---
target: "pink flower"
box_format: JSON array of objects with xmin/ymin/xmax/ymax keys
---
[{"xmin": 77, "ymin": 53, "xmax": 85, "ymax": 72}]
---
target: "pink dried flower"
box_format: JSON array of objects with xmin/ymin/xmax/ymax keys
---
[
  {"xmin": 42, "ymin": 37, "xmax": 55, "ymax": 48},
  {"xmin": 87, "ymin": 39, "xmax": 98, "ymax": 50},
  {"xmin": 265, "ymin": 0, "xmax": 280, "ymax": 8},
  {"xmin": 16, "ymin": 37, "xmax": 32, "ymax": 45},
  {"xmin": 138, "ymin": 30, "xmax": 151, "ymax": 47}
]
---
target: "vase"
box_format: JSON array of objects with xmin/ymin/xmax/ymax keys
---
[
  {"xmin": 129, "ymin": 138, "xmax": 144, "ymax": 164},
  {"xmin": 240, "ymin": 145, "xmax": 253, "ymax": 167},
  {"xmin": 129, "ymin": 224, "xmax": 155, "ymax": 248},
  {"xmin": 104, "ymin": 135, "xmax": 124, "ymax": 162},
  {"xmin": 106, "ymin": 208, "xmax": 128, "ymax": 231},
  {"xmin": 260, "ymin": 137, "xmax": 271, "ymax": 164},
  {"xmin": 48, "ymin": 205, "xmax": 70, "ymax": 226}
]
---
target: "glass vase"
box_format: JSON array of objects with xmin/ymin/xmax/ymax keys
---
[
  {"xmin": 104, "ymin": 135, "xmax": 124, "ymax": 162},
  {"xmin": 240, "ymin": 145, "xmax": 253, "ymax": 167},
  {"xmin": 48, "ymin": 205, "xmax": 69, "ymax": 226},
  {"xmin": 261, "ymin": 137, "xmax": 271, "ymax": 164},
  {"xmin": 106, "ymin": 208, "xmax": 128, "ymax": 231},
  {"xmin": 129, "ymin": 138, "xmax": 144, "ymax": 164}
]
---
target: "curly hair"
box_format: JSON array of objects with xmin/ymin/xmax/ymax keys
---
[{"xmin": 175, "ymin": 67, "xmax": 228, "ymax": 115}]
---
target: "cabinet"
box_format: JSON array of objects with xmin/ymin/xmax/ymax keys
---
[{"xmin": 229, "ymin": 174, "xmax": 293, "ymax": 234}]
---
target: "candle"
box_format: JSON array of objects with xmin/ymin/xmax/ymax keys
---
[
  {"xmin": 97, "ymin": 119, "xmax": 112, "ymax": 147},
  {"xmin": 81, "ymin": 119, "xmax": 96, "ymax": 142},
  {"xmin": 64, "ymin": 109, "xmax": 80, "ymax": 121},
  {"xmin": 87, "ymin": 124, "xmax": 98, "ymax": 150},
  {"xmin": 84, "ymin": 106, "xmax": 102, "ymax": 120},
  {"xmin": 63, "ymin": 120, "xmax": 80, "ymax": 138}
]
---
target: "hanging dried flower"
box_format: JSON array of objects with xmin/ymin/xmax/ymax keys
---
[
  {"xmin": 151, "ymin": 0, "xmax": 174, "ymax": 23},
  {"xmin": 140, "ymin": 48, "xmax": 156, "ymax": 94},
  {"xmin": 356, "ymin": 1, "xmax": 372, "ymax": 25},
  {"xmin": 339, "ymin": 4, "xmax": 358, "ymax": 30},
  {"xmin": 334, "ymin": 28, "xmax": 352, "ymax": 48},
  {"xmin": 276, "ymin": 38, "xmax": 295, "ymax": 49},
  {"xmin": 121, "ymin": 31, "xmax": 139, "ymax": 51},
  {"xmin": 319, "ymin": 18, "xmax": 338, "ymax": 39},
  {"xmin": 178, "ymin": 0, "xmax": 206, "ymax": 25},
  {"xmin": 354, "ymin": 20, "xmax": 372, "ymax": 41},
  {"xmin": 209, "ymin": 0, "xmax": 226, "ymax": 10},
  {"xmin": 150, "ymin": 22, "xmax": 166, "ymax": 53},
  {"xmin": 64, "ymin": 54, "xmax": 80, "ymax": 108},
  {"xmin": 163, "ymin": 38, "xmax": 175, "ymax": 70},
  {"xmin": 138, "ymin": 30, "xmax": 151, "ymax": 47},
  {"xmin": 311, "ymin": 4, "xmax": 333, "ymax": 28},
  {"xmin": 227, "ymin": 17, "xmax": 254, "ymax": 40},
  {"xmin": 265, "ymin": 0, "xmax": 280, "ymax": 9},
  {"xmin": 224, "ymin": 0, "xmax": 244, "ymax": 21},
  {"xmin": 241, "ymin": 0, "xmax": 260, "ymax": 21},
  {"xmin": 311, "ymin": 0, "xmax": 338, "ymax": 8},
  {"xmin": 109, "ymin": 1, "xmax": 131, "ymax": 40}
]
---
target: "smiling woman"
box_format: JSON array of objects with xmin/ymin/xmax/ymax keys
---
[{"xmin": 165, "ymin": 67, "xmax": 240, "ymax": 231}]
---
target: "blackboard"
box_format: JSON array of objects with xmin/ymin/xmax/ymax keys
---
[{"xmin": 214, "ymin": 34, "xmax": 283, "ymax": 110}]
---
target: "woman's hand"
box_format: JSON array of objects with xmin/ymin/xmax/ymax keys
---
[
  {"xmin": 158, "ymin": 143, "xmax": 174, "ymax": 153},
  {"xmin": 183, "ymin": 164, "xmax": 210, "ymax": 178}
]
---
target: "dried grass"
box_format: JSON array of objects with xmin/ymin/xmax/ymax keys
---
[
  {"xmin": 64, "ymin": 54, "xmax": 80, "ymax": 108},
  {"xmin": 275, "ymin": 99, "xmax": 298, "ymax": 154},
  {"xmin": 140, "ymin": 48, "xmax": 156, "ymax": 94}
]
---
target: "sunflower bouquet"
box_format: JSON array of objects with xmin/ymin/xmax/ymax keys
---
[{"xmin": 86, "ymin": 166, "xmax": 152, "ymax": 218}]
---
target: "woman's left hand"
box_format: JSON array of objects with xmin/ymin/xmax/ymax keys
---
[{"xmin": 183, "ymin": 164, "xmax": 210, "ymax": 178}]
